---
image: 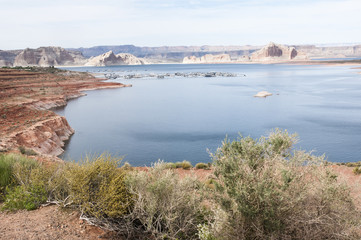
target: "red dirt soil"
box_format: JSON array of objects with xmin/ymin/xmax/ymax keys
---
[
  {"xmin": 0, "ymin": 68, "xmax": 128, "ymax": 157},
  {"xmin": 0, "ymin": 205, "xmax": 118, "ymax": 240}
]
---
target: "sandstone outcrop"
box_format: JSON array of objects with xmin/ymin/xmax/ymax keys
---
[
  {"xmin": 236, "ymin": 55, "xmax": 251, "ymax": 62},
  {"xmin": 251, "ymin": 42, "xmax": 307, "ymax": 62},
  {"xmin": 254, "ymin": 91, "xmax": 273, "ymax": 98},
  {"xmin": 183, "ymin": 54, "xmax": 231, "ymax": 64},
  {"xmin": 85, "ymin": 51, "xmax": 145, "ymax": 66},
  {"xmin": 0, "ymin": 68, "xmax": 129, "ymax": 159},
  {"xmin": 295, "ymin": 44, "xmax": 361, "ymax": 59},
  {"xmin": 14, "ymin": 116, "xmax": 74, "ymax": 156},
  {"xmin": 13, "ymin": 47, "xmax": 86, "ymax": 67}
]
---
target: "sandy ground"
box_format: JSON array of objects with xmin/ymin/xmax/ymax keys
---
[{"xmin": 0, "ymin": 205, "xmax": 119, "ymax": 240}]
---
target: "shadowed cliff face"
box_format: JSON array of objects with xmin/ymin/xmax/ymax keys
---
[
  {"xmin": 266, "ymin": 45, "xmax": 283, "ymax": 57},
  {"xmin": 0, "ymin": 50, "xmax": 17, "ymax": 66},
  {"xmin": 290, "ymin": 48, "xmax": 297, "ymax": 59}
]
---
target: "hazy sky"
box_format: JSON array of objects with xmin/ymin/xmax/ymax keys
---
[{"xmin": 1, "ymin": 0, "xmax": 360, "ymax": 49}]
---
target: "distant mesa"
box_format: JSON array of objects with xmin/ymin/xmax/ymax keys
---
[
  {"xmin": 183, "ymin": 54, "xmax": 232, "ymax": 64},
  {"xmin": 250, "ymin": 42, "xmax": 308, "ymax": 62},
  {"xmin": 13, "ymin": 47, "xmax": 86, "ymax": 67},
  {"xmin": 182, "ymin": 43, "xmax": 308, "ymax": 64},
  {"xmin": 85, "ymin": 51, "xmax": 145, "ymax": 66},
  {"xmin": 1, "ymin": 42, "xmax": 361, "ymax": 67},
  {"xmin": 3, "ymin": 47, "xmax": 145, "ymax": 67}
]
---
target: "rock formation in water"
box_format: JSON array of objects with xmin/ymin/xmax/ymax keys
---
[
  {"xmin": 13, "ymin": 47, "xmax": 86, "ymax": 67},
  {"xmin": 85, "ymin": 51, "xmax": 145, "ymax": 66},
  {"xmin": 254, "ymin": 91, "xmax": 273, "ymax": 98},
  {"xmin": 183, "ymin": 54, "xmax": 232, "ymax": 64},
  {"xmin": 251, "ymin": 42, "xmax": 307, "ymax": 62}
]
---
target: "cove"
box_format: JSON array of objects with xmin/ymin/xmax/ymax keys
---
[{"xmin": 56, "ymin": 64, "xmax": 361, "ymax": 166}]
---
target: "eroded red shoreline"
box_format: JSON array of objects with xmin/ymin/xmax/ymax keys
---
[{"xmin": 0, "ymin": 68, "xmax": 130, "ymax": 161}]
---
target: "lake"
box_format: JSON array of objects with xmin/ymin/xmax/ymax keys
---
[{"xmin": 56, "ymin": 64, "xmax": 361, "ymax": 165}]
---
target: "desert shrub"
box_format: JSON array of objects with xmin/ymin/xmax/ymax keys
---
[
  {"xmin": 121, "ymin": 161, "xmax": 132, "ymax": 170},
  {"xmin": 0, "ymin": 155, "xmax": 16, "ymax": 199},
  {"xmin": 175, "ymin": 160, "xmax": 192, "ymax": 169},
  {"xmin": 1, "ymin": 185, "xmax": 47, "ymax": 211},
  {"xmin": 197, "ymin": 224, "xmax": 217, "ymax": 240},
  {"xmin": 18, "ymin": 146, "xmax": 37, "ymax": 156},
  {"xmin": 165, "ymin": 162, "xmax": 177, "ymax": 169},
  {"xmin": 204, "ymin": 178, "xmax": 216, "ymax": 190},
  {"xmin": 353, "ymin": 167, "xmax": 361, "ymax": 175},
  {"xmin": 181, "ymin": 160, "xmax": 193, "ymax": 170},
  {"xmin": 123, "ymin": 161, "xmax": 209, "ymax": 239},
  {"xmin": 65, "ymin": 154, "xmax": 133, "ymax": 219},
  {"xmin": 175, "ymin": 161, "xmax": 183, "ymax": 168},
  {"xmin": 0, "ymin": 153, "xmax": 52, "ymax": 210},
  {"xmin": 0, "ymin": 154, "xmax": 40, "ymax": 199},
  {"xmin": 346, "ymin": 162, "xmax": 358, "ymax": 168},
  {"xmin": 11, "ymin": 155, "xmax": 42, "ymax": 187},
  {"xmin": 195, "ymin": 162, "xmax": 209, "ymax": 170},
  {"xmin": 209, "ymin": 129, "xmax": 360, "ymax": 240}
]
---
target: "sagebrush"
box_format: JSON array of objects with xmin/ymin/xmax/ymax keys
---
[{"xmin": 209, "ymin": 129, "xmax": 360, "ymax": 239}]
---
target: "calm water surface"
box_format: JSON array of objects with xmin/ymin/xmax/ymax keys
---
[{"xmin": 56, "ymin": 64, "xmax": 361, "ymax": 165}]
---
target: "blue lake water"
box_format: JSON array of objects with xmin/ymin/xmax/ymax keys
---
[{"xmin": 56, "ymin": 64, "xmax": 361, "ymax": 165}]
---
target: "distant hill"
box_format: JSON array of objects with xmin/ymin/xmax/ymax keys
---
[
  {"xmin": 68, "ymin": 44, "xmax": 361, "ymax": 63},
  {"xmin": 67, "ymin": 45, "xmax": 261, "ymax": 63},
  {"xmin": 1, "ymin": 43, "xmax": 361, "ymax": 67},
  {"xmin": 13, "ymin": 47, "xmax": 87, "ymax": 67}
]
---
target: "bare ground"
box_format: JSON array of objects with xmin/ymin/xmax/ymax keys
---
[{"xmin": 0, "ymin": 205, "xmax": 118, "ymax": 240}]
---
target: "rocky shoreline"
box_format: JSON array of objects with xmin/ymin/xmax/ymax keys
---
[{"xmin": 0, "ymin": 67, "xmax": 129, "ymax": 161}]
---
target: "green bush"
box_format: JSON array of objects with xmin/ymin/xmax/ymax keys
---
[
  {"xmin": 197, "ymin": 224, "xmax": 217, "ymax": 240},
  {"xmin": 353, "ymin": 167, "xmax": 361, "ymax": 175},
  {"xmin": 346, "ymin": 162, "xmax": 358, "ymax": 168},
  {"xmin": 175, "ymin": 160, "xmax": 192, "ymax": 169},
  {"xmin": 182, "ymin": 160, "xmax": 193, "ymax": 170},
  {"xmin": 2, "ymin": 185, "xmax": 47, "ymax": 211},
  {"xmin": 18, "ymin": 146, "xmax": 37, "ymax": 156},
  {"xmin": 124, "ymin": 161, "xmax": 208, "ymax": 239},
  {"xmin": 209, "ymin": 129, "xmax": 360, "ymax": 239},
  {"xmin": 0, "ymin": 155, "xmax": 16, "ymax": 199},
  {"xmin": 0, "ymin": 153, "xmax": 50, "ymax": 210},
  {"xmin": 121, "ymin": 161, "xmax": 132, "ymax": 170},
  {"xmin": 195, "ymin": 163, "xmax": 209, "ymax": 170},
  {"xmin": 165, "ymin": 162, "xmax": 177, "ymax": 169},
  {"xmin": 175, "ymin": 161, "xmax": 183, "ymax": 168},
  {"xmin": 66, "ymin": 154, "xmax": 133, "ymax": 219},
  {"xmin": 11, "ymin": 155, "xmax": 42, "ymax": 187},
  {"xmin": 0, "ymin": 154, "xmax": 40, "ymax": 199}
]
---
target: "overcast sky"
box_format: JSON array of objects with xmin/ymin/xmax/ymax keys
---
[{"xmin": 1, "ymin": 0, "xmax": 360, "ymax": 49}]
